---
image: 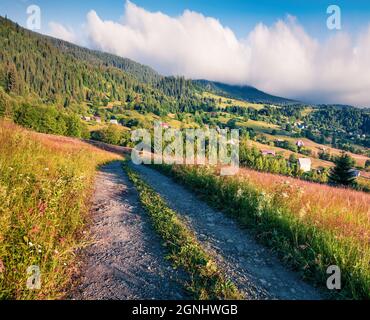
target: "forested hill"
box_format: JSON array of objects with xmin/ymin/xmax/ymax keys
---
[
  {"xmin": 48, "ymin": 37, "xmax": 200, "ymax": 100},
  {"xmin": 194, "ymin": 80, "xmax": 296, "ymax": 104},
  {"xmin": 0, "ymin": 16, "xmax": 200, "ymax": 114},
  {"xmin": 48, "ymin": 37, "xmax": 162, "ymax": 85}
]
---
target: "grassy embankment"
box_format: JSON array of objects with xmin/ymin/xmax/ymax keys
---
[
  {"xmin": 125, "ymin": 164, "xmax": 242, "ymax": 300},
  {"xmin": 153, "ymin": 164, "xmax": 370, "ymax": 299},
  {"xmin": 0, "ymin": 120, "xmax": 120, "ymax": 299}
]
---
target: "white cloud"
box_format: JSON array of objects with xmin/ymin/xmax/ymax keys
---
[
  {"xmin": 48, "ymin": 22, "xmax": 77, "ymax": 44},
  {"xmin": 48, "ymin": 1, "xmax": 370, "ymax": 106},
  {"xmin": 84, "ymin": 3, "xmax": 249, "ymax": 84}
]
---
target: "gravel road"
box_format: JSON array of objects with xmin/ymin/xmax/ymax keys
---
[
  {"xmin": 129, "ymin": 162, "xmax": 323, "ymax": 300},
  {"xmin": 71, "ymin": 161, "xmax": 190, "ymax": 300}
]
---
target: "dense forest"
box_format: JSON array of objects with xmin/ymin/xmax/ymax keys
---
[{"xmin": 0, "ymin": 16, "xmax": 205, "ymax": 115}]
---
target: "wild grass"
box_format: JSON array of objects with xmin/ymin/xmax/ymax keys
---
[
  {"xmin": 0, "ymin": 120, "xmax": 120, "ymax": 299},
  {"xmin": 201, "ymin": 92, "xmax": 264, "ymax": 110},
  {"xmin": 125, "ymin": 164, "xmax": 242, "ymax": 300},
  {"xmin": 153, "ymin": 164, "xmax": 370, "ymax": 299}
]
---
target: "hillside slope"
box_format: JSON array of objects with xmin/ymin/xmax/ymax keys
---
[
  {"xmin": 0, "ymin": 16, "xmax": 197, "ymax": 113},
  {"xmin": 49, "ymin": 37, "xmax": 161, "ymax": 85},
  {"xmin": 195, "ymin": 80, "xmax": 296, "ymax": 104},
  {"xmin": 0, "ymin": 120, "xmax": 120, "ymax": 299}
]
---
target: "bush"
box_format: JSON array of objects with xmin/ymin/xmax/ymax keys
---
[
  {"xmin": 92, "ymin": 125, "xmax": 125, "ymax": 145},
  {"xmin": 318, "ymin": 150, "xmax": 331, "ymax": 161},
  {"xmin": 0, "ymin": 89, "xmax": 13, "ymax": 118},
  {"xmin": 299, "ymin": 147, "xmax": 312, "ymax": 156},
  {"xmin": 12, "ymin": 104, "xmax": 89, "ymax": 138}
]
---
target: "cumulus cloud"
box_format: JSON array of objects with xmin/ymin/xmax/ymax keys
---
[
  {"xmin": 49, "ymin": 1, "xmax": 370, "ymax": 106},
  {"xmin": 48, "ymin": 22, "xmax": 77, "ymax": 43},
  {"xmin": 85, "ymin": 2, "xmax": 249, "ymax": 84}
]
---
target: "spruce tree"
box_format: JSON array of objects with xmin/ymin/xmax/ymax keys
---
[
  {"xmin": 329, "ymin": 153, "xmax": 357, "ymax": 186},
  {"xmin": 5, "ymin": 64, "xmax": 17, "ymax": 93}
]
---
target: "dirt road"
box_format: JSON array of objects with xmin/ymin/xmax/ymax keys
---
[
  {"xmin": 73, "ymin": 160, "xmax": 323, "ymax": 300},
  {"xmin": 72, "ymin": 161, "xmax": 189, "ymax": 300}
]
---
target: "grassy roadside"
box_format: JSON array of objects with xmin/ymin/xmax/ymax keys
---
[
  {"xmin": 124, "ymin": 163, "xmax": 242, "ymax": 300},
  {"xmin": 0, "ymin": 120, "xmax": 121, "ymax": 299},
  {"xmin": 152, "ymin": 164, "xmax": 370, "ymax": 300}
]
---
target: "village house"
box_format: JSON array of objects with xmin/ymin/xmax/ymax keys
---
[
  {"xmin": 94, "ymin": 116, "xmax": 102, "ymax": 123},
  {"xmin": 82, "ymin": 116, "xmax": 91, "ymax": 121},
  {"xmin": 161, "ymin": 122, "xmax": 170, "ymax": 129},
  {"xmin": 109, "ymin": 119, "xmax": 119, "ymax": 125},
  {"xmin": 261, "ymin": 150, "xmax": 276, "ymax": 156},
  {"xmin": 349, "ymin": 169, "xmax": 361, "ymax": 178},
  {"xmin": 296, "ymin": 140, "xmax": 305, "ymax": 148},
  {"xmin": 298, "ymin": 158, "xmax": 312, "ymax": 172}
]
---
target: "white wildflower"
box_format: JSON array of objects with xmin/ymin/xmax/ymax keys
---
[{"xmin": 236, "ymin": 188, "xmax": 243, "ymax": 198}]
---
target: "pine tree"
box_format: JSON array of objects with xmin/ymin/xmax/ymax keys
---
[
  {"xmin": 5, "ymin": 64, "xmax": 18, "ymax": 93},
  {"xmin": 329, "ymin": 153, "xmax": 357, "ymax": 186}
]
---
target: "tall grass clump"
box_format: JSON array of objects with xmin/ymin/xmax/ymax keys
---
[
  {"xmin": 125, "ymin": 164, "xmax": 242, "ymax": 300},
  {"xmin": 0, "ymin": 120, "xmax": 120, "ymax": 299},
  {"xmin": 153, "ymin": 164, "xmax": 370, "ymax": 300}
]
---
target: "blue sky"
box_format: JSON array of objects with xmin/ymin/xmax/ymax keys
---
[{"xmin": 2, "ymin": 0, "xmax": 370, "ymax": 39}]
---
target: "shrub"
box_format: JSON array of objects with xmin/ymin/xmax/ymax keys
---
[{"xmin": 12, "ymin": 103, "xmax": 89, "ymax": 138}]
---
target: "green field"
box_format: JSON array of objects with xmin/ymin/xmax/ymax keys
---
[{"xmin": 202, "ymin": 92, "xmax": 265, "ymax": 110}]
